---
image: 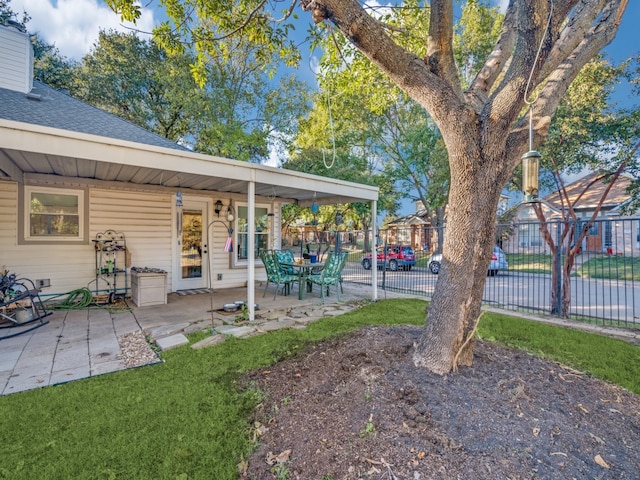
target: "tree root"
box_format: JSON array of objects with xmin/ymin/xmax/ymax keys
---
[{"xmin": 452, "ymin": 312, "xmax": 484, "ymax": 372}]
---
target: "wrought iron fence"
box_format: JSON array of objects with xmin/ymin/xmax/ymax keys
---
[{"xmin": 310, "ymin": 219, "xmax": 640, "ymax": 327}]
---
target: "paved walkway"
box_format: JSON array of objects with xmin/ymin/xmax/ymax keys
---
[
  {"xmin": 0, "ymin": 283, "xmax": 382, "ymax": 396},
  {"xmin": 0, "ymin": 307, "xmax": 145, "ymax": 395}
]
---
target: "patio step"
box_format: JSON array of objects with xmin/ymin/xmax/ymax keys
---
[{"xmin": 155, "ymin": 334, "xmax": 189, "ymax": 351}]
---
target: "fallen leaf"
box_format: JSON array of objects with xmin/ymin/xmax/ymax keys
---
[
  {"xmin": 594, "ymin": 454, "xmax": 610, "ymax": 469},
  {"xmin": 417, "ymin": 451, "xmax": 426, "ymax": 459},
  {"xmin": 266, "ymin": 449, "xmax": 291, "ymax": 466},
  {"xmin": 550, "ymin": 452, "xmax": 568, "ymax": 457},
  {"xmin": 276, "ymin": 449, "xmax": 291, "ymax": 464},
  {"xmin": 262, "ymin": 370, "xmax": 270, "ymax": 375},
  {"xmin": 578, "ymin": 404, "xmax": 589, "ymax": 414},
  {"xmin": 532, "ymin": 427, "xmax": 540, "ymax": 437}
]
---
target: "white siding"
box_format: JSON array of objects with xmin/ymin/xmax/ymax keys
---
[
  {"xmin": 0, "ymin": 180, "xmax": 94, "ymax": 296},
  {"xmin": 0, "ymin": 25, "xmax": 33, "ymax": 94},
  {"xmin": 0, "ymin": 181, "xmax": 266, "ymax": 298},
  {"xmin": 90, "ymin": 188, "xmax": 173, "ymax": 291}
]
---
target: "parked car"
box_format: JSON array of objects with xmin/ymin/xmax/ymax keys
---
[
  {"xmin": 428, "ymin": 246, "xmax": 508, "ymax": 276},
  {"xmin": 362, "ymin": 244, "xmax": 417, "ymax": 271}
]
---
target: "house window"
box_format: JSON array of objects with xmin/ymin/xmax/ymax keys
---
[
  {"xmin": 23, "ymin": 186, "xmax": 85, "ymax": 242},
  {"xmin": 604, "ymin": 221, "xmax": 612, "ymax": 249},
  {"xmin": 519, "ymin": 223, "xmax": 542, "ymax": 247},
  {"xmin": 236, "ymin": 204, "xmax": 270, "ymax": 263}
]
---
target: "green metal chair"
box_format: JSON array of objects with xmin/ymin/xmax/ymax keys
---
[
  {"xmin": 260, "ymin": 249, "xmax": 299, "ymax": 300},
  {"xmin": 306, "ymin": 251, "xmax": 349, "ymax": 303},
  {"xmin": 274, "ymin": 249, "xmax": 297, "ymax": 275}
]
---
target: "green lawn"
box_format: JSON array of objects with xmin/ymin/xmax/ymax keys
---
[
  {"xmin": 506, "ymin": 252, "xmax": 640, "ymax": 280},
  {"xmin": 578, "ymin": 255, "xmax": 640, "ymax": 281},
  {"xmin": 506, "ymin": 252, "xmax": 554, "ymax": 274},
  {"xmin": 1, "ymin": 299, "xmax": 637, "ymax": 479}
]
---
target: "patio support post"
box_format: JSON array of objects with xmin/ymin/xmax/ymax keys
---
[
  {"xmin": 371, "ymin": 200, "xmax": 378, "ymax": 301},
  {"xmin": 248, "ymin": 176, "xmax": 256, "ymax": 321}
]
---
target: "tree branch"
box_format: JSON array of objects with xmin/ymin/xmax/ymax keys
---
[
  {"xmin": 426, "ymin": 0, "xmax": 462, "ymax": 100},
  {"xmin": 467, "ymin": 1, "xmax": 517, "ymax": 109}
]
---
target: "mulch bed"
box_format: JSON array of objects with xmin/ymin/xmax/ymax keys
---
[{"xmin": 242, "ymin": 325, "xmax": 640, "ymax": 479}]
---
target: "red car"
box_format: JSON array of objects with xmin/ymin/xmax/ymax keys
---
[{"xmin": 361, "ymin": 245, "xmax": 417, "ymax": 271}]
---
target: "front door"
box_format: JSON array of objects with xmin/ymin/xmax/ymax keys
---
[{"xmin": 175, "ymin": 198, "xmax": 210, "ymax": 290}]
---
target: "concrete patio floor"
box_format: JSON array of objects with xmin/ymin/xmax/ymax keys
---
[{"xmin": 0, "ymin": 282, "xmax": 386, "ymax": 396}]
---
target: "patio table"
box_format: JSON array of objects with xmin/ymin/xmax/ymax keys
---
[{"xmin": 281, "ymin": 262, "xmax": 324, "ymax": 300}]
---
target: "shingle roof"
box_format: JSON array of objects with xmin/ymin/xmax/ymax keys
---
[
  {"xmin": 387, "ymin": 209, "xmax": 431, "ymax": 226},
  {"xmin": 544, "ymin": 171, "xmax": 631, "ymax": 211},
  {"xmin": 0, "ymin": 80, "xmax": 189, "ymax": 152}
]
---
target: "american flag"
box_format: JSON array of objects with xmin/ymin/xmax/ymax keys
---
[{"xmin": 224, "ymin": 236, "xmax": 233, "ymax": 252}]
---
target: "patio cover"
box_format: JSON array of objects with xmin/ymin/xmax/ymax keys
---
[{"xmin": 0, "ymin": 115, "xmax": 379, "ymax": 320}]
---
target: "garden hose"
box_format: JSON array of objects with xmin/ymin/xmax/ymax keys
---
[
  {"xmin": 45, "ymin": 287, "xmax": 94, "ymax": 310},
  {"xmin": 45, "ymin": 288, "xmax": 132, "ymax": 313}
]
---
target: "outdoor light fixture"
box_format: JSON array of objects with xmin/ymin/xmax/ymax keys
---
[
  {"xmin": 335, "ymin": 211, "xmax": 343, "ymax": 225},
  {"xmin": 226, "ymin": 202, "xmax": 235, "ymax": 222},
  {"xmin": 214, "ymin": 199, "xmax": 223, "ymax": 217},
  {"xmin": 522, "ymin": 150, "xmax": 541, "ymax": 203}
]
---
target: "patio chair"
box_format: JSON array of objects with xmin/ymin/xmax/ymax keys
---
[
  {"xmin": 274, "ymin": 249, "xmax": 297, "ymax": 275},
  {"xmin": 1, "ymin": 275, "xmax": 52, "ymax": 339},
  {"xmin": 259, "ymin": 250, "xmax": 299, "ymax": 300},
  {"xmin": 306, "ymin": 251, "xmax": 349, "ymax": 303}
]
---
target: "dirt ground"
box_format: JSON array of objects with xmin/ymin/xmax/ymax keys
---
[{"xmin": 242, "ymin": 325, "xmax": 640, "ymax": 480}]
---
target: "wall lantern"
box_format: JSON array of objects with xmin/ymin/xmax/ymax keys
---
[
  {"xmin": 226, "ymin": 202, "xmax": 235, "ymax": 222},
  {"xmin": 522, "ymin": 150, "xmax": 541, "ymax": 203},
  {"xmin": 335, "ymin": 211, "xmax": 343, "ymax": 226},
  {"xmin": 214, "ymin": 199, "xmax": 223, "ymax": 217}
]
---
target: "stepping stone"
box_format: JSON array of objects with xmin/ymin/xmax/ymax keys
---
[
  {"xmin": 155, "ymin": 334, "xmax": 189, "ymax": 351},
  {"xmin": 259, "ymin": 318, "xmax": 296, "ymax": 332},
  {"xmin": 148, "ymin": 323, "xmax": 190, "ymax": 340},
  {"xmin": 215, "ymin": 325, "xmax": 256, "ymax": 337},
  {"xmin": 191, "ymin": 334, "xmax": 226, "ymax": 350}
]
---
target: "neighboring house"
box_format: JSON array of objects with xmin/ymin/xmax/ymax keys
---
[
  {"xmin": 386, "ymin": 194, "xmax": 510, "ymax": 251},
  {"xmin": 0, "ymin": 23, "xmax": 379, "ymax": 317},
  {"xmin": 507, "ymin": 172, "xmax": 639, "ymax": 254},
  {"xmin": 385, "ymin": 207, "xmax": 432, "ymax": 251}
]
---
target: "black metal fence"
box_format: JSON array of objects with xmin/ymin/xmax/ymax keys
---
[{"xmin": 291, "ymin": 218, "xmax": 640, "ymax": 327}]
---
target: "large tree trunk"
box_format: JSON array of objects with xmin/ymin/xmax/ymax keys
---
[{"xmin": 413, "ymin": 144, "xmax": 506, "ymax": 374}]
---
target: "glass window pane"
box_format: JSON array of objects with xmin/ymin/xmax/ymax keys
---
[
  {"xmin": 29, "ymin": 192, "xmax": 80, "ymax": 237},
  {"xmin": 30, "ymin": 214, "xmax": 79, "ymax": 236},
  {"xmin": 236, "ymin": 205, "xmax": 270, "ymax": 261}
]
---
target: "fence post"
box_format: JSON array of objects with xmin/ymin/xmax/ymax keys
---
[
  {"xmin": 381, "ymin": 230, "xmax": 388, "ymax": 290},
  {"xmin": 554, "ymin": 220, "xmax": 563, "ymax": 314}
]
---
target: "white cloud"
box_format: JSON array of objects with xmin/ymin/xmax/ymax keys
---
[{"xmin": 12, "ymin": 0, "xmax": 156, "ymax": 60}]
